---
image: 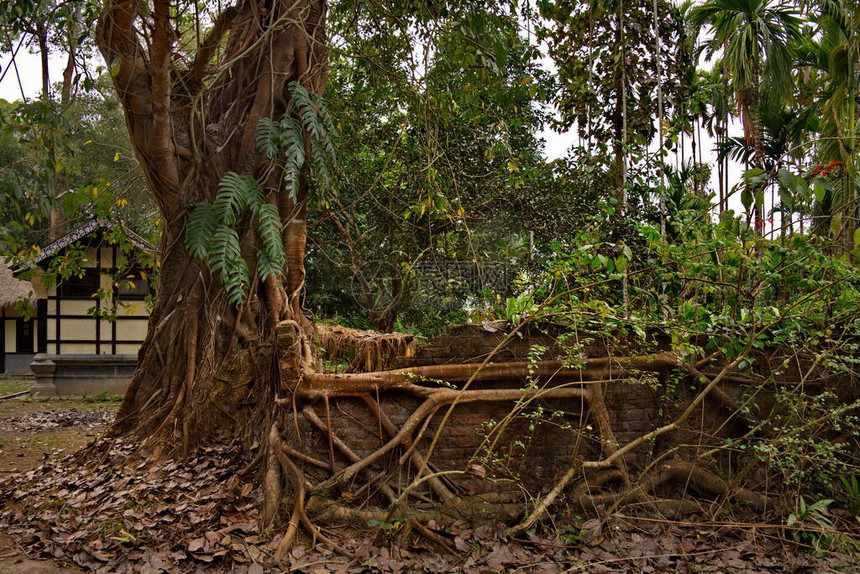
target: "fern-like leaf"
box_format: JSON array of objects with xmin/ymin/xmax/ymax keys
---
[
  {"xmin": 208, "ymin": 226, "xmax": 249, "ymax": 307},
  {"xmin": 213, "ymin": 172, "xmax": 263, "ymax": 225},
  {"xmin": 255, "ymin": 118, "xmax": 282, "ymax": 159},
  {"xmin": 254, "ymin": 202, "xmax": 285, "ymax": 271},
  {"xmin": 312, "ymin": 93, "xmax": 338, "ymax": 166},
  {"xmin": 289, "ymin": 82, "xmax": 322, "ymax": 141},
  {"xmin": 185, "ymin": 201, "xmax": 216, "ymax": 259},
  {"xmin": 310, "ymin": 143, "xmax": 331, "ymax": 190},
  {"xmin": 283, "ymin": 160, "xmax": 302, "ymax": 202},
  {"xmin": 256, "ymin": 249, "xmax": 282, "ymax": 282}
]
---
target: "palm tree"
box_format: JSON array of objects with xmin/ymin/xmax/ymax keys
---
[
  {"xmin": 689, "ymin": 0, "xmax": 802, "ymax": 231},
  {"xmin": 717, "ymin": 102, "xmax": 813, "ymax": 232},
  {"xmin": 699, "ymin": 65, "xmax": 734, "ymax": 212},
  {"xmin": 798, "ymin": 0, "xmax": 859, "ymax": 252}
]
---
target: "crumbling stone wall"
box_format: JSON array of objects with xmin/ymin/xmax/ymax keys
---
[{"xmin": 303, "ymin": 324, "xmax": 757, "ymax": 497}]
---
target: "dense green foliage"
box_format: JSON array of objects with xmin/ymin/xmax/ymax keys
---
[
  {"xmin": 0, "ymin": 0, "xmax": 858, "ymax": 548},
  {"xmin": 3, "ymin": 2, "xmax": 857, "ymax": 334}
]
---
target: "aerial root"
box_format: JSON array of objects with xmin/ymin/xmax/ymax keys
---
[
  {"xmin": 508, "ymin": 457, "xmax": 776, "ymax": 537},
  {"xmin": 262, "ymin": 344, "xmax": 777, "ymax": 550},
  {"xmin": 359, "ymin": 394, "xmax": 456, "ymax": 503},
  {"xmin": 268, "ymin": 423, "xmax": 353, "ymax": 561},
  {"xmin": 264, "ymin": 445, "xmax": 774, "ymax": 552},
  {"xmin": 315, "ymin": 323, "xmax": 417, "ymax": 372},
  {"xmin": 301, "ymin": 406, "xmax": 398, "ymax": 503},
  {"xmin": 506, "ymin": 463, "xmax": 581, "ymax": 537},
  {"xmin": 393, "ymin": 518, "xmax": 457, "ymax": 555}
]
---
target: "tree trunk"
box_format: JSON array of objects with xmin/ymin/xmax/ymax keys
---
[
  {"xmin": 746, "ymin": 53, "xmax": 766, "ymax": 235},
  {"xmin": 97, "ymin": 0, "xmax": 328, "ymax": 452},
  {"xmin": 35, "ymin": 23, "xmax": 65, "ymax": 242},
  {"xmin": 611, "ymin": 2, "xmax": 627, "ymax": 216}
]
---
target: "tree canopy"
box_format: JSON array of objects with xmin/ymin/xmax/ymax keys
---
[{"xmin": 0, "ymin": 0, "xmax": 859, "ymax": 567}]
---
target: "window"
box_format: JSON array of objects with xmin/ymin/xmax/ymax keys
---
[
  {"xmin": 16, "ymin": 318, "xmax": 33, "ymax": 354},
  {"xmin": 58, "ymin": 269, "xmax": 99, "ymax": 299},
  {"xmin": 117, "ymin": 269, "xmax": 152, "ymax": 299}
]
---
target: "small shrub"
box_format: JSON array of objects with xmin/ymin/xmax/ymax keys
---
[{"xmin": 82, "ymin": 390, "xmax": 124, "ymax": 403}]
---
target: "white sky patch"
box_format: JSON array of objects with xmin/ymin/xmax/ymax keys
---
[
  {"xmin": 0, "ymin": 14, "xmax": 778, "ymax": 234},
  {"xmin": 0, "ymin": 47, "xmax": 52, "ymax": 102}
]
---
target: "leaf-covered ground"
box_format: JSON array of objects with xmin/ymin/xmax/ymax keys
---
[
  {"xmin": 0, "ymin": 425, "xmax": 856, "ymax": 573},
  {"xmin": 0, "ymin": 391, "xmax": 118, "ymax": 477}
]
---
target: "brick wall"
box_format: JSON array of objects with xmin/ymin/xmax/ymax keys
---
[{"xmin": 302, "ymin": 325, "xmax": 768, "ymax": 498}]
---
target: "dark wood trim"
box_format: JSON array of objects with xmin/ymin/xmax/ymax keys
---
[
  {"xmin": 40, "ymin": 314, "xmax": 149, "ymax": 320},
  {"xmin": 96, "ymin": 246, "xmax": 101, "ymax": 354},
  {"xmin": 37, "ymin": 299, "xmax": 47, "ymax": 353},
  {"xmin": 115, "ymin": 295, "xmax": 151, "ymax": 302},
  {"xmin": 112, "ymin": 246, "xmax": 117, "ymax": 355},
  {"xmin": 46, "ymin": 294, "xmax": 150, "ymax": 302},
  {"xmin": 55, "ymin": 289, "xmax": 60, "ymax": 354},
  {"xmin": 53, "ymin": 294, "xmax": 99, "ymax": 301},
  {"xmin": 1, "ymin": 307, "xmax": 5, "ymax": 373},
  {"xmin": 15, "ymin": 317, "xmax": 34, "ymax": 354},
  {"xmin": 46, "ymin": 339, "xmax": 145, "ymax": 345}
]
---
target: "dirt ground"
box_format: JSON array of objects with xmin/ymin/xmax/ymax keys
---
[
  {"xmin": 0, "ymin": 377, "xmax": 856, "ymax": 573},
  {"xmin": 0, "ymin": 377, "xmax": 118, "ymax": 573},
  {"xmin": 0, "ymin": 382, "xmax": 118, "ymax": 476}
]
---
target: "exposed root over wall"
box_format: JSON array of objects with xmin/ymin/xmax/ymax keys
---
[
  {"xmin": 259, "ymin": 322, "xmax": 820, "ymax": 559},
  {"xmin": 3, "ymin": 322, "xmax": 857, "ymax": 572}
]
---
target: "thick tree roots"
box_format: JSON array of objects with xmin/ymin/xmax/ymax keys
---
[
  {"xmin": 4, "ymin": 323, "xmax": 855, "ymax": 571},
  {"xmin": 256, "ymin": 323, "xmax": 792, "ymax": 559}
]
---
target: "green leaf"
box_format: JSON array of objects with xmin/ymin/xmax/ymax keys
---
[
  {"xmin": 213, "ymin": 172, "xmax": 263, "ymax": 225},
  {"xmin": 777, "ymin": 168, "xmax": 794, "ymax": 190},
  {"xmin": 830, "ymin": 212, "xmax": 843, "ymax": 237},
  {"xmin": 289, "ymin": 82, "xmax": 322, "ymax": 141},
  {"xmin": 778, "ymin": 187, "xmax": 794, "ymax": 210},
  {"xmin": 813, "ymin": 184, "xmax": 826, "ymax": 203},
  {"xmin": 255, "ymin": 118, "xmax": 281, "ymax": 159},
  {"xmin": 208, "ymin": 226, "xmax": 249, "ymax": 308},
  {"xmin": 256, "ymin": 249, "xmax": 282, "ymax": 282},
  {"xmin": 185, "ymin": 202, "xmax": 216, "ymax": 260},
  {"xmin": 741, "ymin": 188, "xmax": 754, "ymax": 211},
  {"xmin": 743, "ymin": 168, "xmax": 766, "ymax": 178},
  {"xmin": 254, "ymin": 201, "xmax": 285, "ymax": 275}
]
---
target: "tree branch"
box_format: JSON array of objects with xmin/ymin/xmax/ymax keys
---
[
  {"xmin": 299, "ymin": 354, "xmax": 679, "ymax": 398},
  {"xmin": 190, "ymin": 6, "xmax": 239, "ymax": 85},
  {"xmin": 97, "ymin": 0, "xmax": 146, "ymax": 89}
]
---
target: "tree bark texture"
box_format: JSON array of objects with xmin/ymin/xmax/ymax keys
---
[{"xmin": 97, "ymin": 0, "xmax": 328, "ymax": 449}]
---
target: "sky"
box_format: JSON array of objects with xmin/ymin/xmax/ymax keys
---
[
  {"xmin": 0, "ymin": 43, "xmax": 51, "ymax": 102},
  {"xmin": 0, "ymin": 29, "xmax": 750, "ymax": 222}
]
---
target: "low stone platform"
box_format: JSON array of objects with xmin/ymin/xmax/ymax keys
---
[{"xmin": 30, "ymin": 354, "xmax": 135, "ymax": 396}]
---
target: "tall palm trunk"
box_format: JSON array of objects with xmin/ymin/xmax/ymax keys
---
[
  {"xmin": 611, "ymin": 0, "xmax": 628, "ymax": 216},
  {"xmin": 747, "ymin": 51, "xmax": 766, "ymax": 234}
]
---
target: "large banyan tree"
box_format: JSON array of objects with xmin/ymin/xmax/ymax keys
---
[
  {"xmin": 85, "ymin": 0, "xmax": 853, "ymax": 563},
  {"xmin": 94, "ymin": 0, "xmax": 653, "ymax": 546},
  {"xmin": 98, "ymin": 0, "xmax": 328, "ymax": 447}
]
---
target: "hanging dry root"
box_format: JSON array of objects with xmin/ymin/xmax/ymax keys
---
[{"xmin": 316, "ymin": 323, "xmax": 417, "ymax": 372}]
